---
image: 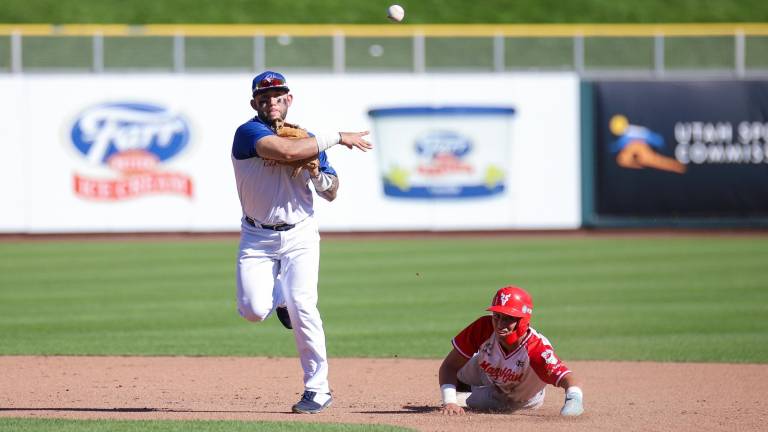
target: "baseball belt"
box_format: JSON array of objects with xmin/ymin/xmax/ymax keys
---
[{"xmin": 245, "ymin": 216, "xmax": 296, "ymax": 231}]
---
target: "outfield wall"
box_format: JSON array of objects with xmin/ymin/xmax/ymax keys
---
[{"xmin": 0, "ymin": 73, "xmax": 581, "ymax": 233}]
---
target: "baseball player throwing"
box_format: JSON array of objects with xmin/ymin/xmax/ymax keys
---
[
  {"xmin": 231, "ymin": 71, "xmax": 372, "ymax": 414},
  {"xmin": 438, "ymin": 286, "xmax": 584, "ymax": 416}
]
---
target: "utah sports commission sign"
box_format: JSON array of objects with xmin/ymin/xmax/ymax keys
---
[
  {"xmin": 591, "ymin": 80, "xmax": 768, "ymax": 219},
  {"xmin": 70, "ymin": 102, "xmax": 193, "ymax": 200}
]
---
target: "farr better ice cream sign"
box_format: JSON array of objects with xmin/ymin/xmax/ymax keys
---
[{"xmin": 70, "ymin": 102, "xmax": 193, "ymax": 200}]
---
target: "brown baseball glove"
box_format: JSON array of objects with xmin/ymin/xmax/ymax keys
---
[{"xmin": 265, "ymin": 119, "xmax": 320, "ymax": 178}]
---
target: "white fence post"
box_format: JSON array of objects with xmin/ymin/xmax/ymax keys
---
[
  {"xmin": 333, "ymin": 31, "xmax": 345, "ymax": 73},
  {"xmin": 493, "ymin": 32, "xmax": 505, "ymax": 72},
  {"xmin": 11, "ymin": 31, "xmax": 22, "ymax": 73},
  {"xmin": 92, "ymin": 32, "xmax": 104, "ymax": 73},
  {"xmin": 253, "ymin": 33, "xmax": 265, "ymax": 72},
  {"xmin": 654, "ymin": 33, "xmax": 665, "ymax": 77},
  {"xmin": 573, "ymin": 34, "xmax": 584, "ymax": 74},
  {"xmin": 413, "ymin": 32, "xmax": 425, "ymax": 73},
  {"xmin": 173, "ymin": 33, "xmax": 185, "ymax": 72},
  {"xmin": 735, "ymin": 30, "xmax": 745, "ymax": 78}
]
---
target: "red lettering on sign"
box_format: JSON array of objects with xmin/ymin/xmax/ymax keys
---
[{"xmin": 73, "ymin": 173, "xmax": 193, "ymax": 200}]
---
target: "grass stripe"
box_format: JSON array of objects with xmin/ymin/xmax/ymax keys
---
[{"xmin": 0, "ymin": 418, "xmax": 414, "ymax": 432}]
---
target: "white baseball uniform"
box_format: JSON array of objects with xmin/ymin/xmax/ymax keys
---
[
  {"xmin": 452, "ymin": 316, "xmax": 572, "ymax": 412},
  {"xmin": 232, "ymin": 115, "xmax": 337, "ymax": 395}
]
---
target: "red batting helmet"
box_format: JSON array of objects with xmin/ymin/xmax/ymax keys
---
[
  {"xmin": 487, "ymin": 286, "xmax": 533, "ymax": 345},
  {"xmin": 487, "ymin": 286, "xmax": 533, "ymax": 318}
]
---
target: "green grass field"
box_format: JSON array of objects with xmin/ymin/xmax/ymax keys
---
[
  {"xmin": 0, "ymin": 418, "xmax": 414, "ymax": 432},
  {"xmin": 1, "ymin": 236, "xmax": 766, "ymax": 363}
]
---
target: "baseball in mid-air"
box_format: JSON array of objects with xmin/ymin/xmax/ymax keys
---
[{"xmin": 387, "ymin": 4, "xmax": 405, "ymax": 22}]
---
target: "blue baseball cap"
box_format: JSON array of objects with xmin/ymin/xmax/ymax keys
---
[{"xmin": 252, "ymin": 71, "xmax": 290, "ymax": 96}]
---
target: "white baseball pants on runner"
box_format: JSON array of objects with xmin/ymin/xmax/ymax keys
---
[
  {"xmin": 236, "ymin": 216, "xmax": 329, "ymax": 394},
  {"xmin": 457, "ymin": 354, "xmax": 545, "ymax": 412}
]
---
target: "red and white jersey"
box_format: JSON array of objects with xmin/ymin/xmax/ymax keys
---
[{"xmin": 452, "ymin": 316, "xmax": 572, "ymax": 402}]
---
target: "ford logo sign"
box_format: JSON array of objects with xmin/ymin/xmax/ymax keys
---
[
  {"xmin": 71, "ymin": 102, "xmax": 190, "ymax": 165},
  {"xmin": 415, "ymin": 131, "xmax": 471, "ymax": 159}
]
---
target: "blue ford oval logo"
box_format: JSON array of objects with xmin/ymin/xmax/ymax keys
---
[
  {"xmin": 415, "ymin": 131, "xmax": 471, "ymax": 159},
  {"xmin": 71, "ymin": 102, "xmax": 190, "ymax": 165}
]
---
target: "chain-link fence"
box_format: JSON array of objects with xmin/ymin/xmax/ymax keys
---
[{"xmin": 1, "ymin": 24, "xmax": 767, "ymax": 76}]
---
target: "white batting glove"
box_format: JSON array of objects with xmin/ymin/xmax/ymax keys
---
[{"xmin": 560, "ymin": 386, "xmax": 584, "ymax": 417}]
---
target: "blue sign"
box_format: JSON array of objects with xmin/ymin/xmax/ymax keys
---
[{"xmin": 71, "ymin": 102, "xmax": 190, "ymax": 165}]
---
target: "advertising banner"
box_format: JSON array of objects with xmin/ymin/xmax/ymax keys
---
[
  {"xmin": 591, "ymin": 80, "xmax": 768, "ymax": 220},
  {"xmin": 368, "ymin": 107, "xmax": 514, "ymax": 199},
  {"xmin": 0, "ymin": 73, "xmax": 580, "ymax": 233}
]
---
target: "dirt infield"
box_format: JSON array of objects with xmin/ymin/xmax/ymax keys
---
[{"xmin": 1, "ymin": 356, "xmax": 765, "ymax": 431}]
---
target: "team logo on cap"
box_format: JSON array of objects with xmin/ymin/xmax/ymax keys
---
[
  {"xmin": 499, "ymin": 292, "xmax": 511, "ymax": 305},
  {"xmin": 69, "ymin": 102, "xmax": 193, "ymax": 200},
  {"xmin": 252, "ymin": 71, "xmax": 289, "ymax": 95}
]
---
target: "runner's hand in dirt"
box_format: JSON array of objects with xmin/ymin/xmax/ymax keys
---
[
  {"xmin": 440, "ymin": 403, "xmax": 465, "ymax": 416},
  {"xmin": 560, "ymin": 387, "xmax": 584, "ymax": 416}
]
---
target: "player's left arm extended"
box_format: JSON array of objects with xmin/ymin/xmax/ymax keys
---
[
  {"xmin": 558, "ymin": 373, "xmax": 581, "ymax": 392},
  {"xmin": 528, "ymin": 337, "xmax": 584, "ymax": 417},
  {"xmin": 558, "ymin": 373, "xmax": 584, "ymax": 416}
]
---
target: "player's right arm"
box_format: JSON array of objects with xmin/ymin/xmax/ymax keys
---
[
  {"xmin": 257, "ymin": 135, "xmax": 326, "ymax": 162},
  {"xmin": 438, "ymin": 316, "xmax": 493, "ymax": 416},
  {"xmin": 257, "ymin": 131, "xmax": 372, "ymax": 162},
  {"xmin": 438, "ymin": 348, "xmax": 469, "ymax": 416}
]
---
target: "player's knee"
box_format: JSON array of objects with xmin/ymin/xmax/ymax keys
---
[{"xmin": 238, "ymin": 303, "xmax": 271, "ymax": 322}]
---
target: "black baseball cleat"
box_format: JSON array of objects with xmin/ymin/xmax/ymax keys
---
[
  {"xmin": 276, "ymin": 306, "xmax": 292, "ymax": 329},
  {"xmin": 292, "ymin": 391, "xmax": 332, "ymax": 414}
]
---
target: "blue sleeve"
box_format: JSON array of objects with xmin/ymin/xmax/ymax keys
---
[
  {"xmin": 232, "ymin": 120, "xmax": 274, "ymax": 160},
  {"xmin": 318, "ymin": 151, "xmax": 337, "ymax": 177}
]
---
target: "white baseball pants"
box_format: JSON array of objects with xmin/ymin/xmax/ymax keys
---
[
  {"xmin": 457, "ymin": 354, "xmax": 545, "ymax": 412},
  {"xmin": 236, "ymin": 216, "xmax": 329, "ymax": 394}
]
